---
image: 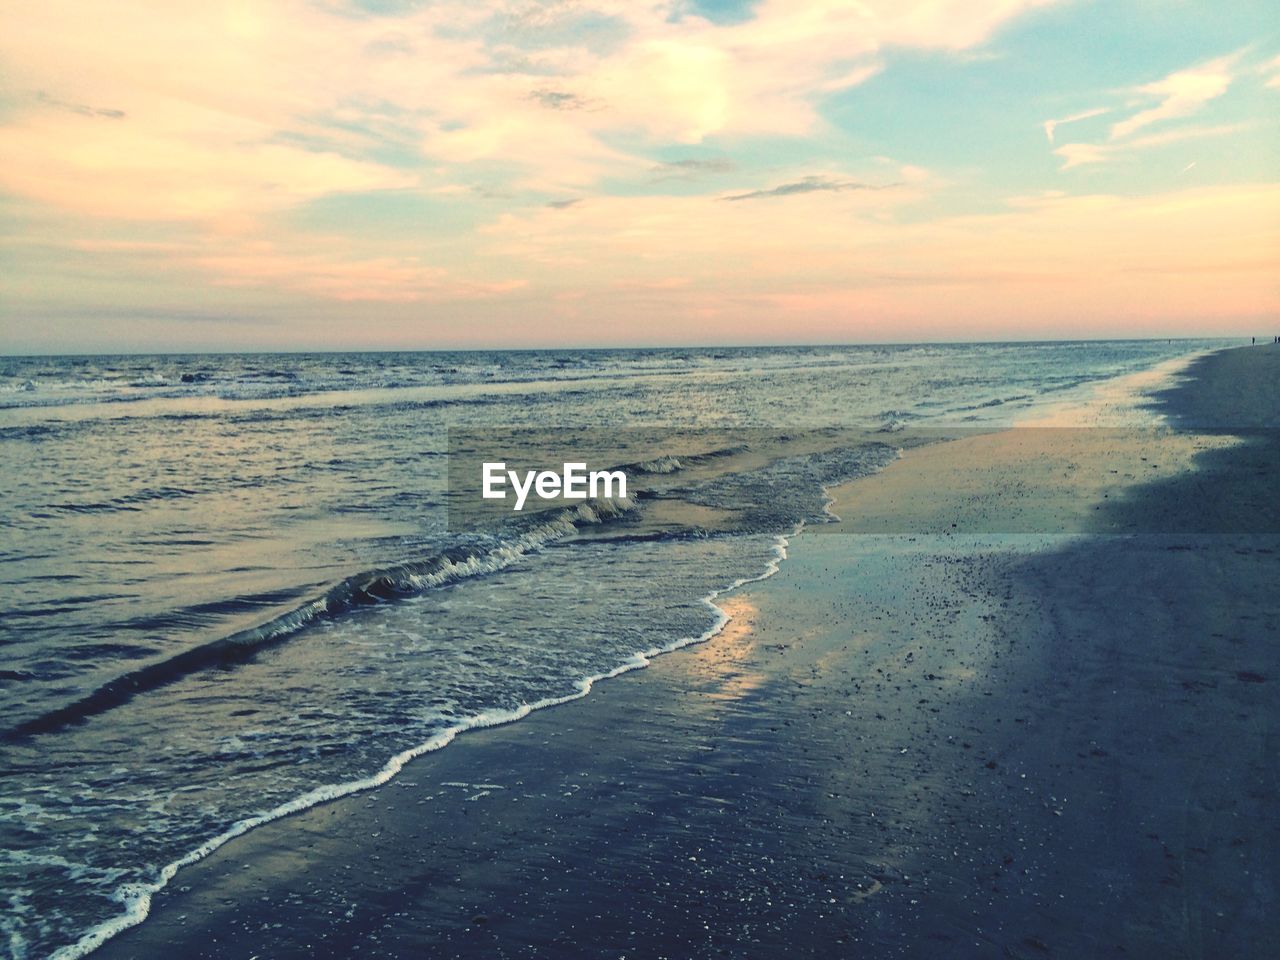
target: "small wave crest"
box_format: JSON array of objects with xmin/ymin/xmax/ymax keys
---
[{"xmin": 4, "ymin": 498, "xmax": 638, "ymax": 740}]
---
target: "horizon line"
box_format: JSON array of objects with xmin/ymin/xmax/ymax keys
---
[{"xmin": 0, "ymin": 334, "xmax": 1249, "ymax": 359}]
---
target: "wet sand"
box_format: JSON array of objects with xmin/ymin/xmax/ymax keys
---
[{"xmin": 95, "ymin": 344, "xmax": 1278, "ymax": 959}]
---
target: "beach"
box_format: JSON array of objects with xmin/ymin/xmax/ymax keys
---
[
  {"xmin": 6, "ymin": 1, "xmax": 1277, "ymax": 955},
  {"xmin": 82, "ymin": 343, "xmax": 1278, "ymax": 959},
  {"xmin": 6, "ymin": 343, "xmax": 1233, "ymax": 958}
]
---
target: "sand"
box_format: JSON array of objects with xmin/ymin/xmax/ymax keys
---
[{"xmin": 93, "ymin": 344, "xmax": 1279, "ymax": 959}]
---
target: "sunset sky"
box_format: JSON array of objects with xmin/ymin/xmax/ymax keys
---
[{"xmin": 1, "ymin": 0, "xmax": 1277, "ymax": 351}]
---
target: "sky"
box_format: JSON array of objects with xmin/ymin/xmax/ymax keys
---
[{"xmin": 0, "ymin": 0, "xmax": 1277, "ymax": 352}]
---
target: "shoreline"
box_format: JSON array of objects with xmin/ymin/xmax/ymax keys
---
[
  {"xmin": 85, "ymin": 344, "xmax": 1279, "ymax": 958},
  {"xmin": 48, "ymin": 536, "xmax": 800, "ymax": 960},
  {"xmin": 48, "ymin": 526, "xmax": 805, "ymax": 960}
]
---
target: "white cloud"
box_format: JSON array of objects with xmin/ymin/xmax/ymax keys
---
[
  {"xmin": 1049, "ymin": 51, "xmax": 1254, "ymax": 170},
  {"xmin": 1259, "ymin": 54, "xmax": 1280, "ymax": 89},
  {"xmin": 1054, "ymin": 122, "xmax": 1252, "ymax": 169},
  {"xmin": 1043, "ymin": 107, "xmax": 1108, "ymax": 144},
  {"xmin": 1109, "ymin": 54, "xmax": 1237, "ymax": 141},
  {"xmin": 0, "ymin": 0, "xmax": 1062, "ymax": 227},
  {"xmin": 1053, "ymin": 142, "xmax": 1112, "ymax": 170}
]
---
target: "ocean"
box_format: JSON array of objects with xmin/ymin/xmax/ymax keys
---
[{"xmin": 0, "ymin": 340, "xmax": 1230, "ymax": 958}]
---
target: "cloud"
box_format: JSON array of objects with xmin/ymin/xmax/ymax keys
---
[
  {"xmin": 1259, "ymin": 54, "xmax": 1280, "ymax": 90},
  {"xmin": 9, "ymin": 173, "xmax": 1277, "ymax": 342},
  {"xmin": 529, "ymin": 89, "xmax": 592, "ymax": 111},
  {"xmin": 1109, "ymin": 54, "xmax": 1238, "ymax": 141},
  {"xmin": 34, "ymin": 92, "xmax": 126, "ymax": 120},
  {"xmin": 723, "ymin": 175, "xmax": 897, "ymax": 201},
  {"xmin": 0, "ymin": 0, "xmax": 1059, "ymax": 222},
  {"xmin": 1052, "ymin": 142, "xmax": 1110, "ymax": 170},
  {"xmin": 474, "ymin": 181, "xmax": 1280, "ymax": 339},
  {"xmin": 1042, "ymin": 107, "xmax": 1107, "ymax": 144},
  {"xmin": 476, "ymin": 163, "xmax": 929, "ymax": 273},
  {"xmin": 545, "ymin": 198, "xmax": 581, "ymax": 209},
  {"xmin": 1054, "ymin": 122, "xmax": 1252, "ymax": 169},
  {"xmin": 192, "ymin": 239, "xmax": 528, "ymax": 303},
  {"xmin": 649, "ymin": 157, "xmax": 736, "ymax": 179},
  {"xmin": 1049, "ymin": 51, "xmax": 1253, "ymax": 169},
  {"xmin": 0, "ymin": 0, "xmax": 1072, "ymax": 324},
  {"xmin": 0, "ymin": 115, "xmax": 417, "ymax": 219}
]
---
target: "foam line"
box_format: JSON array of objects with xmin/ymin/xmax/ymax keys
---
[{"xmin": 51, "ymin": 527, "xmax": 796, "ymax": 960}]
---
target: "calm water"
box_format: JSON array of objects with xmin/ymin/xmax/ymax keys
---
[{"xmin": 0, "ymin": 341, "xmax": 1229, "ymax": 958}]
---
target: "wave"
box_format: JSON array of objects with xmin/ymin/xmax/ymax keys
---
[
  {"xmin": 44, "ymin": 524, "xmax": 795, "ymax": 960},
  {"xmin": 623, "ymin": 443, "xmax": 748, "ymax": 475},
  {"xmin": 4, "ymin": 498, "xmax": 637, "ymax": 741},
  {"xmin": 633, "ymin": 455, "xmax": 682, "ymax": 473}
]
